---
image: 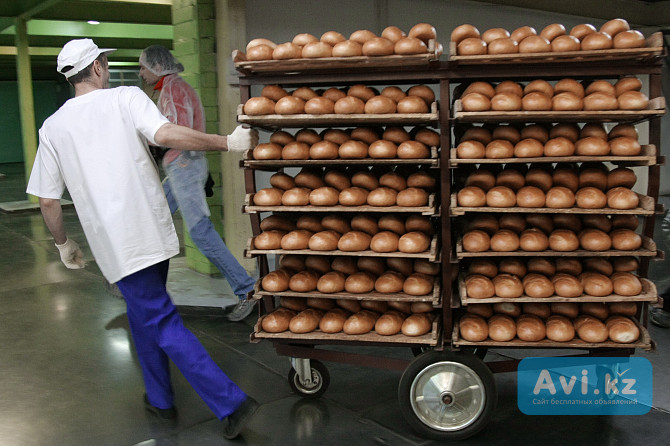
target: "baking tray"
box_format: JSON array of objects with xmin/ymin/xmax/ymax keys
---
[
  {"xmin": 458, "ymin": 275, "xmax": 658, "ymax": 305},
  {"xmin": 452, "ymin": 97, "xmax": 666, "ymax": 124},
  {"xmin": 448, "ymin": 32, "xmax": 665, "ymax": 65}
]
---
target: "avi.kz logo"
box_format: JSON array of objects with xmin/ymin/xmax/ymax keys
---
[{"xmin": 517, "ymin": 357, "xmax": 652, "ymax": 415}]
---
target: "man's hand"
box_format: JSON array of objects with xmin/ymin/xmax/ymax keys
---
[
  {"xmin": 55, "ymin": 239, "xmax": 86, "ymax": 269},
  {"xmin": 227, "ymin": 125, "xmax": 259, "ymax": 152}
]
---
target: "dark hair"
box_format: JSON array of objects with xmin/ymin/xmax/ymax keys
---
[{"xmin": 67, "ymin": 53, "xmax": 108, "ymax": 85}]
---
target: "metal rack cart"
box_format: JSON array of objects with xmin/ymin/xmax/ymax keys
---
[{"xmin": 233, "ymin": 33, "xmax": 666, "ymax": 440}]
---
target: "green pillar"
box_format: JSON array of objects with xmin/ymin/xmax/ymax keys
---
[{"xmin": 15, "ymin": 17, "xmax": 38, "ymax": 203}]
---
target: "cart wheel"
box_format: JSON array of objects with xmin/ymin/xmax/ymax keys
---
[
  {"xmin": 398, "ymin": 351, "xmax": 496, "ymax": 441},
  {"xmin": 288, "ymin": 360, "xmax": 330, "ymax": 398}
]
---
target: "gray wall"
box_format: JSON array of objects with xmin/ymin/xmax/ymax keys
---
[{"xmin": 244, "ymin": 0, "xmax": 669, "ymax": 194}]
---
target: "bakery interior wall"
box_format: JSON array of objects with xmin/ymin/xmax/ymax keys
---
[{"xmin": 243, "ymin": 0, "xmax": 669, "ymax": 195}]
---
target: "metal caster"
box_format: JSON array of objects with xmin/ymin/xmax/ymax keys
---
[
  {"xmin": 288, "ymin": 358, "xmax": 330, "ymax": 398},
  {"xmin": 398, "ymin": 350, "xmax": 496, "ymax": 440}
]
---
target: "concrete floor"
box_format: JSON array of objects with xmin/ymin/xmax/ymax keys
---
[{"xmin": 1, "ymin": 161, "xmax": 670, "ymax": 446}]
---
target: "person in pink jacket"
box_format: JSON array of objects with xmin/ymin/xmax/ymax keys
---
[{"xmin": 139, "ymin": 45, "xmax": 256, "ymax": 322}]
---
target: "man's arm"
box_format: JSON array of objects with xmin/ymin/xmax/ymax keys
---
[
  {"xmin": 153, "ymin": 123, "xmax": 258, "ymax": 152},
  {"xmin": 39, "ymin": 197, "xmax": 67, "ymax": 245},
  {"xmin": 39, "ymin": 197, "xmax": 85, "ymax": 269}
]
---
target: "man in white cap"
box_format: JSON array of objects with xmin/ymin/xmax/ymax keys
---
[
  {"xmin": 26, "ymin": 38, "xmax": 259, "ymax": 439},
  {"xmin": 138, "ymin": 45, "xmax": 256, "ymax": 322}
]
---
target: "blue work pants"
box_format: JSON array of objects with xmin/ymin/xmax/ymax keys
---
[{"xmin": 116, "ymin": 260, "xmax": 247, "ymax": 418}]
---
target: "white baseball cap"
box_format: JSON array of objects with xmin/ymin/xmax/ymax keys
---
[{"xmin": 57, "ymin": 38, "xmax": 115, "ymax": 78}]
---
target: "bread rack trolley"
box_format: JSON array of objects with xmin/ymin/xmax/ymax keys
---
[{"xmin": 233, "ymin": 32, "xmax": 666, "ymax": 440}]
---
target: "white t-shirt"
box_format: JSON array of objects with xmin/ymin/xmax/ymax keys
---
[{"xmin": 27, "ymin": 86, "xmax": 179, "ymax": 283}]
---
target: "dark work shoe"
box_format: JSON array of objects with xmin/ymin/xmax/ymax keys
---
[
  {"xmin": 650, "ymin": 307, "xmax": 670, "ymax": 328},
  {"xmin": 144, "ymin": 394, "xmax": 177, "ymax": 420},
  {"xmin": 222, "ymin": 397, "xmax": 260, "ymax": 439}
]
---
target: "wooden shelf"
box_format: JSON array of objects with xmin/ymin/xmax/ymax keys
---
[
  {"xmin": 242, "ymin": 147, "xmax": 440, "ymax": 169},
  {"xmin": 245, "ymin": 193, "xmax": 439, "ymax": 216},
  {"xmin": 237, "ymin": 102, "xmax": 439, "ymax": 129},
  {"xmin": 449, "ymin": 144, "xmax": 658, "ymax": 167},
  {"xmin": 252, "ymin": 315, "xmax": 441, "ymax": 346},
  {"xmin": 246, "ymin": 233, "xmax": 440, "ymax": 261},
  {"xmin": 448, "ymin": 32, "xmax": 666, "ymax": 66},
  {"xmin": 452, "ymin": 97, "xmax": 665, "ymax": 124},
  {"xmin": 458, "ymin": 275, "xmax": 658, "ymax": 305},
  {"xmin": 452, "ymin": 317, "xmax": 652, "ymax": 351},
  {"xmin": 253, "ymin": 277, "xmax": 442, "ymax": 306}
]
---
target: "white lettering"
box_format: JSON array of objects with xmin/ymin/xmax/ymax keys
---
[
  {"xmin": 559, "ymin": 375, "xmax": 577, "ymax": 394},
  {"xmin": 534, "ymin": 370, "xmax": 557, "ymax": 395},
  {"xmin": 621, "ymin": 378, "xmax": 637, "ymax": 395}
]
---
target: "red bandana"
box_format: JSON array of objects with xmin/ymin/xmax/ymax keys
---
[{"xmin": 153, "ymin": 76, "xmax": 166, "ymax": 91}]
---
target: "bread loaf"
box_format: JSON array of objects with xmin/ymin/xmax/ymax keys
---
[
  {"xmin": 375, "ymin": 311, "xmax": 406, "ymax": 335},
  {"xmin": 317, "ymin": 271, "xmax": 347, "ymax": 294},
  {"xmin": 289, "ymin": 308, "xmax": 324, "ymax": 333},
  {"xmin": 606, "ymin": 315, "xmax": 640, "ymax": 343},
  {"xmin": 545, "ymin": 315, "xmax": 575, "ymax": 342},
  {"xmin": 343, "ymin": 310, "xmax": 379, "ymax": 334},
  {"xmin": 401, "ymin": 313, "xmax": 432, "ymax": 336},
  {"xmin": 459, "ymin": 314, "xmax": 489, "ymax": 341},
  {"xmin": 488, "ymin": 314, "xmax": 516, "ymax": 341},
  {"xmin": 262, "ymin": 270, "xmax": 291, "ymax": 292},
  {"xmin": 261, "ymin": 307, "xmax": 297, "ymax": 333},
  {"xmin": 289, "ymin": 270, "xmax": 319, "ymax": 292},
  {"xmin": 319, "ymin": 308, "xmax": 350, "ymax": 333},
  {"xmin": 516, "ymin": 314, "xmax": 546, "ymax": 341}
]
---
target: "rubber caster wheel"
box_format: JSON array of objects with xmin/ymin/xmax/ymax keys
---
[
  {"xmin": 398, "ymin": 350, "xmax": 496, "ymax": 440},
  {"xmin": 288, "ymin": 360, "xmax": 330, "ymax": 398}
]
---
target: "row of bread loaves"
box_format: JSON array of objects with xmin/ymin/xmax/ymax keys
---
[
  {"xmin": 277, "ymin": 252, "xmax": 440, "ymax": 277},
  {"xmin": 244, "ymin": 84, "xmax": 434, "ymax": 115},
  {"xmin": 464, "ymin": 270, "xmax": 642, "ymax": 299},
  {"xmin": 467, "ymin": 301, "xmax": 638, "ymax": 320},
  {"xmin": 459, "ymin": 311, "xmax": 639, "ymax": 343},
  {"xmin": 453, "ymin": 19, "xmax": 645, "ymax": 55},
  {"xmin": 466, "ymin": 255, "xmax": 638, "ymax": 280},
  {"xmin": 462, "ymin": 226, "xmax": 641, "ymax": 252},
  {"xmin": 245, "ymin": 23, "xmax": 439, "ymax": 61},
  {"xmin": 254, "ymin": 126, "xmax": 440, "ymax": 160},
  {"xmin": 460, "ymin": 164, "xmax": 637, "ymax": 196},
  {"xmin": 262, "ymin": 295, "xmax": 434, "ymax": 335},
  {"xmin": 460, "ymin": 77, "xmax": 648, "ymax": 112}
]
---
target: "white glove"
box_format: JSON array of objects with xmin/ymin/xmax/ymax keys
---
[
  {"xmin": 55, "ymin": 239, "xmax": 86, "ymax": 269},
  {"xmin": 227, "ymin": 125, "xmax": 259, "ymax": 152}
]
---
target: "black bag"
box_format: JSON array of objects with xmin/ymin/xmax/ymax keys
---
[{"xmin": 205, "ymin": 172, "xmax": 215, "ymax": 197}]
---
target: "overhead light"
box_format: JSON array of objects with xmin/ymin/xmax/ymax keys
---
[{"xmin": 88, "ymin": 20, "xmax": 100, "ymax": 25}]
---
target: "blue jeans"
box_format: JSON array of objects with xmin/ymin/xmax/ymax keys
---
[
  {"xmin": 163, "ymin": 152, "xmax": 255, "ymax": 299},
  {"xmin": 116, "ymin": 260, "xmax": 248, "ymax": 418}
]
